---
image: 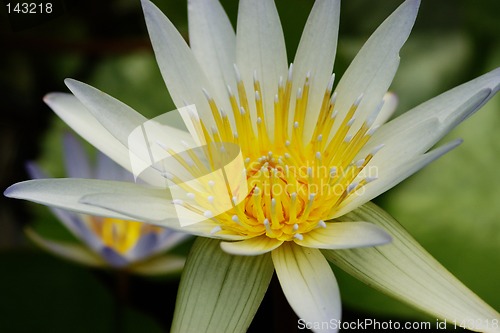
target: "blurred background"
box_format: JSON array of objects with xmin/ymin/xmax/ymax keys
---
[{"xmin": 1, "ymin": 0, "xmax": 499, "ymax": 331}]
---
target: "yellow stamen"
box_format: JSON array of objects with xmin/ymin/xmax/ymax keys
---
[
  {"xmin": 88, "ymin": 217, "xmax": 162, "ymax": 254},
  {"xmin": 162, "ymin": 70, "xmax": 383, "ymax": 242}
]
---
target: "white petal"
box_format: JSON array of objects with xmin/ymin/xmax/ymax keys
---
[
  {"xmin": 64, "ymin": 79, "xmax": 192, "ymax": 151},
  {"xmin": 362, "ymin": 117, "xmax": 440, "ymax": 172},
  {"xmin": 333, "ymin": 0, "xmax": 420, "ymax": 136},
  {"xmin": 373, "ymin": 92, "xmax": 398, "ymax": 127},
  {"xmin": 389, "ymin": 67, "xmax": 499, "ymax": 133},
  {"xmin": 26, "ymin": 163, "xmax": 101, "ymax": 250},
  {"xmin": 81, "ymin": 192, "xmax": 246, "ymax": 241},
  {"xmin": 236, "ymin": 0, "xmax": 288, "ymax": 138},
  {"xmin": 44, "ymin": 93, "xmax": 130, "ymax": 172},
  {"xmin": 292, "ymin": 0, "xmax": 340, "ymax": 140},
  {"xmin": 4, "ymin": 178, "xmax": 164, "ymax": 220},
  {"xmin": 141, "ymin": 0, "xmax": 215, "ymax": 128},
  {"xmin": 44, "ymin": 93, "xmax": 162, "ymax": 185},
  {"xmin": 62, "ymin": 133, "xmax": 92, "ymax": 179},
  {"xmin": 361, "ymin": 67, "xmax": 500, "ymax": 162},
  {"xmin": 323, "ymin": 203, "xmax": 500, "ymax": 333},
  {"xmin": 220, "ymin": 236, "xmax": 283, "ymax": 255},
  {"xmin": 333, "ymin": 139, "xmax": 462, "ymax": 218},
  {"xmin": 294, "ymin": 222, "xmax": 391, "ymax": 249},
  {"xmin": 171, "ymin": 238, "xmax": 274, "ymax": 333},
  {"xmin": 130, "ymin": 254, "xmax": 186, "ymax": 276},
  {"xmin": 64, "ymin": 79, "xmax": 146, "ymax": 150},
  {"xmin": 188, "ymin": 0, "xmax": 236, "ymax": 124},
  {"xmin": 64, "ymin": 79, "xmax": 206, "ymax": 182},
  {"xmin": 80, "ymin": 192, "xmax": 175, "ymax": 222},
  {"xmin": 25, "ymin": 228, "xmax": 105, "ymax": 267},
  {"xmin": 272, "ymin": 243, "xmax": 341, "ymax": 333}
]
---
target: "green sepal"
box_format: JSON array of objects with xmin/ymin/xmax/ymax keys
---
[{"xmin": 171, "ymin": 237, "xmax": 274, "ymax": 333}]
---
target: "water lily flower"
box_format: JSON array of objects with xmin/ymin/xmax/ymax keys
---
[
  {"xmin": 25, "ymin": 133, "xmax": 190, "ymax": 275},
  {"xmin": 5, "ymin": 0, "xmax": 500, "ymax": 332}
]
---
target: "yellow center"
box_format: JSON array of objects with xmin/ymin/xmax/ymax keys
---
[
  {"xmin": 169, "ymin": 66, "xmax": 380, "ymax": 241},
  {"xmin": 87, "ymin": 217, "xmax": 163, "ymax": 254}
]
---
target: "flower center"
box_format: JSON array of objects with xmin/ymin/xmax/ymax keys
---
[
  {"xmin": 86, "ymin": 217, "xmax": 163, "ymax": 254},
  {"xmin": 168, "ymin": 64, "xmax": 383, "ymax": 241}
]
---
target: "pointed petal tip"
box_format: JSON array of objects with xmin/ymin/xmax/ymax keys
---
[
  {"xmin": 43, "ymin": 92, "xmax": 55, "ymax": 104},
  {"xmin": 450, "ymin": 138, "xmax": 464, "ymax": 148},
  {"xmin": 64, "ymin": 78, "xmax": 88, "ymax": 93},
  {"xmin": 436, "ymin": 139, "xmax": 464, "ymax": 153},
  {"xmin": 140, "ymin": 0, "xmax": 159, "ymax": 17},
  {"xmin": 3, "ymin": 184, "xmax": 15, "ymax": 198},
  {"xmin": 3, "ymin": 180, "xmax": 34, "ymax": 199},
  {"xmin": 64, "ymin": 79, "xmax": 85, "ymax": 97},
  {"xmin": 43, "ymin": 91, "xmax": 70, "ymax": 106},
  {"xmin": 63, "ymin": 77, "xmax": 76, "ymax": 87},
  {"xmin": 353, "ymin": 222, "xmax": 394, "ymax": 247},
  {"xmin": 405, "ymin": 0, "xmax": 421, "ymax": 12},
  {"xmin": 411, "ymin": 0, "xmax": 421, "ymax": 7},
  {"xmin": 384, "ymin": 91, "xmax": 399, "ymax": 102},
  {"xmin": 376, "ymin": 229, "xmax": 393, "ymax": 246},
  {"xmin": 402, "ymin": 0, "xmax": 421, "ymax": 25},
  {"xmin": 295, "ymin": 221, "xmax": 393, "ymax": 250},
  {"xmin": 392, "ymin": 0, "xmax": 421, "ymax": 28}
]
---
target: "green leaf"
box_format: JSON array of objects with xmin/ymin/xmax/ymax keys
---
[{"xmin": 171, "ymin": 237, "xmax": 274, "ymax": 333}]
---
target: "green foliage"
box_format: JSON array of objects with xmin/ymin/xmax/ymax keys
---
[{"xmin": 0, "ymin": 251, "xmax": 163, "ymax": 333}]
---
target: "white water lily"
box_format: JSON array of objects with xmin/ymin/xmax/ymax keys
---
[
  {"xmin": 4, "ymin": 0, "xmax": 500, "ymax": 332},
  {"xmin": 25, "ymin": 133, "xmax": 190, "ymax": 275}
]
